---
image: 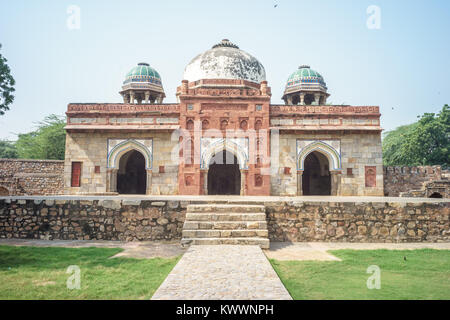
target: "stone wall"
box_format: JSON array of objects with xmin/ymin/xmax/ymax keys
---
[
  {"xmin": 0, "ymin": 159, "xmax": 64, "ymax": 196},
  {"xmin": 266, "ymin": 200, "xmax": 449, "ymax": 242},
  {"xmin": 271, "ymin": 132, "xmax": 384, "ymax": 196},
  {"xmin": 1, "ymin": 197, "xmax": 448, "ymax": 243},
  {"xmin": 383, "ymin": 166, "xmax": 443, "ymax": 197},
  {"xmin": 0, "ymin": 198, "xmax": 186, "ymax": 241}
]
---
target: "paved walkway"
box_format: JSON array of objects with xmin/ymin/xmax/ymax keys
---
[
  {"xmin": 0, "ymin": 239, "xmax": 186, "ymax": 259},
  {"xmin": 151, "ymin": 245, "xmax": 292, "ymax": 300},
  {"xmin": 264, "ymin": 242, "xmax": 450, "ymax": 261}
]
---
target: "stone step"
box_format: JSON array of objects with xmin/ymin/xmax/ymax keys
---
[
  {"xmin": 187, "ymin": 204, "xmax": 265, "ymax": 213},
  {"xmin": 182, "ymin": 229, "xmax": 269, "ymax": 238},
  {"xmin": 183, "ymin": 221, "xmax": 267, "ymax": 230},
  {"xmin": 180, "ymin": 237, "xmax": 270, "ymax": 249},
  {"xmin": 185, "ymin": 212, "xmax": 266, "ymax": 222}
]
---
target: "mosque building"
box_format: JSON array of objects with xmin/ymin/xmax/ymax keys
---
[{"xmin": 64, "ymin": 39, "xmax": 383, "ymax": 196}]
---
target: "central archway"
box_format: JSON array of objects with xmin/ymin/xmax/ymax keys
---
[
  {"xmin": 207, "ymin": 150, "xmax": 241, "ymax": 195},
  {"xmin": 117, "ymin": 150, "xmax": 146, "ymax": 194},
  {"xmin": 302, "ymin": 151, "xmax": 331, "ymax": 195}
]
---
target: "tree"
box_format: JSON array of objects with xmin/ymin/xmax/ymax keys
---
[
  {"xmin": 0, "ymin": 140, "xmax": 18, "ymax": 158},
  {"xmin": 0, "ymin": 44, "xmax": 15, "ymax": 115},
  {"xmin": 382, "ymin": 123, "xmax": 418, "ymax": 165},
  {"xmin": 383, "ymin": 105, "xmax": 450, "ymax": 167},
  {"xmin": 15, "ymin": 114, "xmax": 66, "ymax": 160}
]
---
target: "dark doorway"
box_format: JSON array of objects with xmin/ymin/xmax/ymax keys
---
[
  {"xmin": 117, "ymin": 150, "xmax": 146, "ymax": 194},
  {"xmin": 429, "ymin": 192, "xmax": 443, "ymax": 199},
  {"xmin": 208, "ymin": 151, "xmax": 241, "ymax": 195},
  {"xmin": 302, "ymin": 151, "xmax": 331, "ymax": 195}
]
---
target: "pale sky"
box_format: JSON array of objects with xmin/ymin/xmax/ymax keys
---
[{"xmin": 0, "ymin": 0, "xmax": 449, "ymax": 140}]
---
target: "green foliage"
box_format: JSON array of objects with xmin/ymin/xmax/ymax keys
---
[
  {"xmin": 0, "ymin": 245, "xmax": 179, "ymax": 299},
  {"xmin": 383, "ymin": 105, "xmax": 450, "ymax": 166},
  {"xmin": 0, "ymin": 140, "xmax": 18, "ymax": 158},
  {"xmin": 0, "ymin": 44, "xmax": 15, "ymax": 115},
  {"xmin": 382, "ymin": 123, "xmax": 418, "ymax": 165},
  {"xmin": 15, "ymin": 114, "xmax": 66, "ymax": 160},
  {"xmin": 271, "ymin": 249, "xmax": 450, "ymax": 300}
]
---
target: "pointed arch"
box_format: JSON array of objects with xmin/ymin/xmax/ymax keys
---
[
  {"xmin": 201, "ymin": 138, "xmax": 248, "ymax": 170},
  {"xmin": 297, "ymin": 140, "xmax": 341, "ymax": 171},
  {"xmin": 107, "ymin": 139, "xmax": 152, "ymax": 169}
]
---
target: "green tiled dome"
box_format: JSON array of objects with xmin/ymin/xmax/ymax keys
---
[
  {"xmin": 286, "ymin": 65, "xmax": 326, "ymax": 89},
  {"xmin": 123, "ymin": 63, "xmax": 162, "ymax": 86}
]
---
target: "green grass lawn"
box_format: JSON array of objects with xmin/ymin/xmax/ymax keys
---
[
  {"xmin": 0, "ymin": 245, "xmax": 179, "ymax": 299},
  {"xmin": 270, "ymin": 249, "xmax": 450, "ymax": 300}
]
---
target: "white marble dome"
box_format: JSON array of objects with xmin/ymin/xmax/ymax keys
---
[{"xmin": 183, "ymin": 39, "xmax": 266, "ymax": 83}]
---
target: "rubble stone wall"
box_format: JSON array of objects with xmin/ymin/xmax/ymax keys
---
[
  {"xmin": 0, "ymin": 159, "xmax": 64, "ymax": 196},
  {"xmin": 0, "ymin": 199, "xmax": 186, "ymax": 241},
  {"xmin": 383, "ymin": 166, "xmax": 443, "ymax": 197},
  {"xmin": 1, "ymin": 197, "xmax": 448, "ymax": 243},
  {"xmin": 266, "ymin": 200, "xmax": 449, "ymax": 242}
]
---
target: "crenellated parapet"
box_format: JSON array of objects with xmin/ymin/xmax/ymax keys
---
[
  {"xmin": 65, "ymin": 103, "xmax": 180, "ymax": 131},
  {"xmin": 269, "ymin": 105, "xmax": 381, "ymax": 132}
]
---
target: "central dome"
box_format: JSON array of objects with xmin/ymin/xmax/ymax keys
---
[{"xmin": 183, "ymin": 39, "xmax": 266, "ymax": 83}]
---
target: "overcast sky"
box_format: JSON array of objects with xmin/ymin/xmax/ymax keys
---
[{"xmin": 0, "ymin": 0, "xmax": 449, "ymax": 140}]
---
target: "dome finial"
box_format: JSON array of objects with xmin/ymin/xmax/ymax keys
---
[
  {"xmin": 299, "ymin": 65, "xmax": 310, "ymax": 69},
  {"xmin": 212, "ymin": 39, "xmax": 239, "ymax": 49}
]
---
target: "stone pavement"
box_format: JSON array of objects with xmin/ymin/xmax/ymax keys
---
[
  {"xmin": 264, "ymin": 242, "xmax": 450, "ymax": 261},
  {"xmin": 0, "ymin": 239, "xmax": 186, "ymax": 259},
  {"xmin": 151, "ymin": 245, "xmax": 292, "ymax": 300}
]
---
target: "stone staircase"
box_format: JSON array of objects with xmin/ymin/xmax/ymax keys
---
[{"xmin": 181, "ymin": 203, "xmax": 269, "ymax": 249}]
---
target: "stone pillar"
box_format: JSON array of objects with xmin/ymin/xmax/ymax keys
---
[
  {"xmin": 122, "ymin": 94, "xmax": 128, "ymax": 104},
  {"xmin": 146, "ymin": 169, "xmax": 152, "ymax": 194},
  {"xmin": 300, "ymin": 93, "xmax": 305, "ymax": 105},
  {"xmin": 157, "ymin": 93, "xmax": 164, "ymax": 104},
  {"xmin": 313, "ymin": 93, "xmax": 320, "ymax": 106},
  {"xmin": 287, "ymin": 95, "xmax": 293, "ymax": 105},
  {"xmin": 107, "ymin": 168, "xmax": 118, "ymax": 193},
  {"xmin": 202, "ymin": 170, "xmax": 208, "ymax": 195},
  {"xmin": 240, "ymin": 170, "xmax": 247, "ymax": 195},
  {"xmin": 330, "ymin": 171, "xmax": 341, "ymax": 196},
  {"xmin": 129, "ymin": 91, "xmax": 135, "ymax": 104},
  {"xmin": 297, "ymin": 171, "xmax": 303, "ymax": 196},
  {"xmin": 145, "ymin": 91, "xmax": 150, "ymax": 104}
]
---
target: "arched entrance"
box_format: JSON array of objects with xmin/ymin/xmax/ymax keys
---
[
  {"xmin": 302, "ymin": 151, "xmax": 331, "ymax": 195},
  {"xmin": 117, "ymin": 150, "xmax": 146, "ymax": 194},
  {"xmin": 429, "ymin": 192, "xmax": 443, "ymax": 199},
  {"xmin": 207, "ymin": 150, "xmax": 241, "ymax": 195}
]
